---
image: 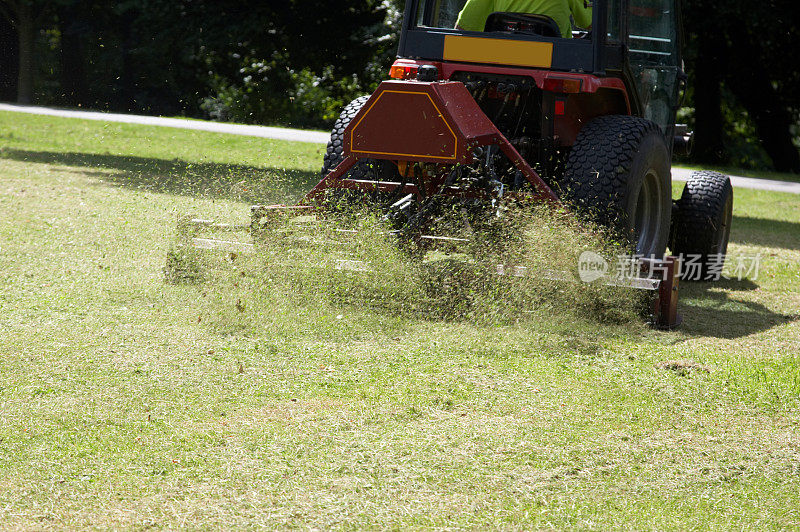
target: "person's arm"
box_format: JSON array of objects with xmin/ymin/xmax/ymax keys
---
[
  {"xmin": 455, "ymin": 0, "xmax": 494, "ymax": 31},
  {"xmin": 569, "ymin": 0, "xmax": 593, "ymax": 30}
]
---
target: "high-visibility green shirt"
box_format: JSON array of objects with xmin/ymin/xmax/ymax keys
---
[{"xmin": 455, "ymin": 0, "xmax": 592, "ymax": 39}]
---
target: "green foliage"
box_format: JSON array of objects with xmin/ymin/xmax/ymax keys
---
[
  {"xmin": 676, "ymin": 96, "xmax": 775, "ymax": 172},
  {"xmin": 10, "ymin": 0, "xmax": 396, "ymax": 127},
  {"xmin": 194, "ymin": 0, "xmax": 400, "ymax": 128},
  {"xmin": 4, "ymin": 0, "xmax": 798, "ymax": 166},
  {"xmin": 717, "ymin": 93, "xmax": 775, "ymax": 171},
  {"xmin": 201, "ymin": 59, "xmax": 365, "ymax": 129},
  {"xmin": 682, "ymin": 0, "xmax": 800, "ymax": 172}
]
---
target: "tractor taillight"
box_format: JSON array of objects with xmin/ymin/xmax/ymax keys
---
[
  {"xmin": 543, "ymin": 77, "xmax": 582, "ymax": 93},
  {"xmin": 389, "ymin": 64, "xmax": 419, "ymax": 80}
]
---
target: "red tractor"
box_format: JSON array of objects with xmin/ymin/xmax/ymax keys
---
[{"xmin": 172, "ymin": 0, "xmax": 734, "ymax": 328}]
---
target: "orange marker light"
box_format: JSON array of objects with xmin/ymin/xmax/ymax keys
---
[{"xmin": 389, "ymin": 64, "xmax": 419, "ymax": 80}]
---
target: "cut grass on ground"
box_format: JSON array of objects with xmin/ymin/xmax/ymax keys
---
[{"xmin": 1, "ymin": 110, "xmax": 799, "ymax": 529}]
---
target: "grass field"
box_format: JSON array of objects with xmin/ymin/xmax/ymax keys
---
[{"xmin": 1, "ymin": 110, "xmax": 799, "ymax": 529}]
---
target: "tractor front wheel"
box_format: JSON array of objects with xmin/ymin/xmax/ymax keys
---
[
  {"xmin": 561, "ymin": 115, "xmax": 672, "ymax": 257},
  {"xmin": 670, "ymin": 171, "xmax": 733, "ymax": 281}
]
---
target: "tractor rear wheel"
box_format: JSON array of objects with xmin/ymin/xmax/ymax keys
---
[
  {"xmin": 322, "ymin": 95, "xmax": 369, "ymax": 176},
  {"xmin": 561, "ymin": 115, "xmax": 672, "ymax": 257},
  {"xmin": 671, "ymin": 171, "xmax": 733, "ymax": 281},
  {"xmin": 321, "ymin": 95, "xmax": 400, "ymax": 203}
]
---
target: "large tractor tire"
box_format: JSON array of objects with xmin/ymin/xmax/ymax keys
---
[
  {"xmin": 321, "ymin": 95, "xmax": 398, "ymax": 184},
  {"xmin": 671, "ymin": 171, "xmax": 733, "ymax": 281},
  {"xmin": 561, "ymin": 115, "xmax": 672, "ymax": 257}
]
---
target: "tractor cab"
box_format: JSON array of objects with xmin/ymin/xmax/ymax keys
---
[{"xmin": 396, "ymin": 0, "xmax": 685, "ymax": 150}]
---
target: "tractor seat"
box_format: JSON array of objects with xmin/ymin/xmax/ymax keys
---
[{"xmin": 484, "ymin": 12, "xmax": 561, "ymax": 38}]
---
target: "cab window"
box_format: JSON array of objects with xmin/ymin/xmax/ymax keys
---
[
  {"xmin": 414, "ymin": 0, "xmax": 588, "ymax": 37},
  {"xmin": 627, "ymin": 0, "xmax": 680, "ymax": 135},
  {"xmin": 628, "ymin": 0, "xmax": 678, "ymax": 66},
  {"xmin": 415, "ymin": 0, "xmax": 469, "ymax": 28}
]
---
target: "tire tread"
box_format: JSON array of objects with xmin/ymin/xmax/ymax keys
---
[
  {"xmin": 672, "ymin": 170, "xmax": 733, "ymax": 279},
  {"xmin": 321, "ymin": 95, "xmax": 372, "ymax": 180},
  {"xmin": 561, "ymin": 115, "xmax": 670, "ymax": 255}
]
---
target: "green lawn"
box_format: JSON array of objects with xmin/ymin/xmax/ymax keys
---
[{"xmin": 1, "ymin": 110, "xmax": 798, "ymax": 529}]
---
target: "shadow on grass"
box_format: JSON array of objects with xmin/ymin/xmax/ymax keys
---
[
  {"xmin": 0, "ymin": 148, "xmax": 320, "ymax": 205},
  {"xmin": 678, "ymin": 278, "xmax": 798, "ymax": 339},
  {"xmin": 732, "ymin": 216, "xmax": 800, "ymax": 251}
]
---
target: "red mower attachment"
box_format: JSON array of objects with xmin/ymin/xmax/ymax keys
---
[
  {"xmin": 641, "ymin": 255, "xmax": 681, "ymax": 330},
  {"xmin": 167, "ymin": 204, "xmax": 682, "ymax": 329},
  {"xmin": 305, "ymin": 80, "xmax": 559, "ymax": 205}
]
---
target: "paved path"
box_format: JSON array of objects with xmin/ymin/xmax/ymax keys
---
[
  {"xmin": 3, "ymin": 102, "xmax": 799, "ymax": 194},
  {"xmin": 670, "ymin": 167, "xmax": 800, "ymax": 194},
  {"xmin": 0, "ymin": 102, "xmax": 331, "ymax": 145}
]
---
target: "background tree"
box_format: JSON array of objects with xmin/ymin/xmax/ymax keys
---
[
  {"xmin": 683, "ymin": 0, "xmax": 800, "ymax": 172},
  {"xmin": 0, "ymin": 0, "xmax": 797, "ymax": 173},
  {"xmin": 0, "ymin": 12, "xmax": 17, "ymax": 101},
  {"xmin": 0, "ymin": 0, "xmax": 47, "ymax": 103}
]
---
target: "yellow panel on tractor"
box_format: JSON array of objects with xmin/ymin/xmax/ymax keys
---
[{"xmin": 443, "ymin": 35, "xmax": 553, "ymax": 68}]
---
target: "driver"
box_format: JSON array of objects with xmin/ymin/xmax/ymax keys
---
[{"xmin": 455, "ymin": 0, "xmax": 592, "ymax": 39}]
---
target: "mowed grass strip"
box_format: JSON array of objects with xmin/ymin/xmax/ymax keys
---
[{"xmin": 0, "ymin": 110, "xmax": 798, "ymax": 529}]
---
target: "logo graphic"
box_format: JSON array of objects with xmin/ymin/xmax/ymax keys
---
[{"xmin": 578, "ymin": 251, "xmax": 608, "ymax": 282}]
